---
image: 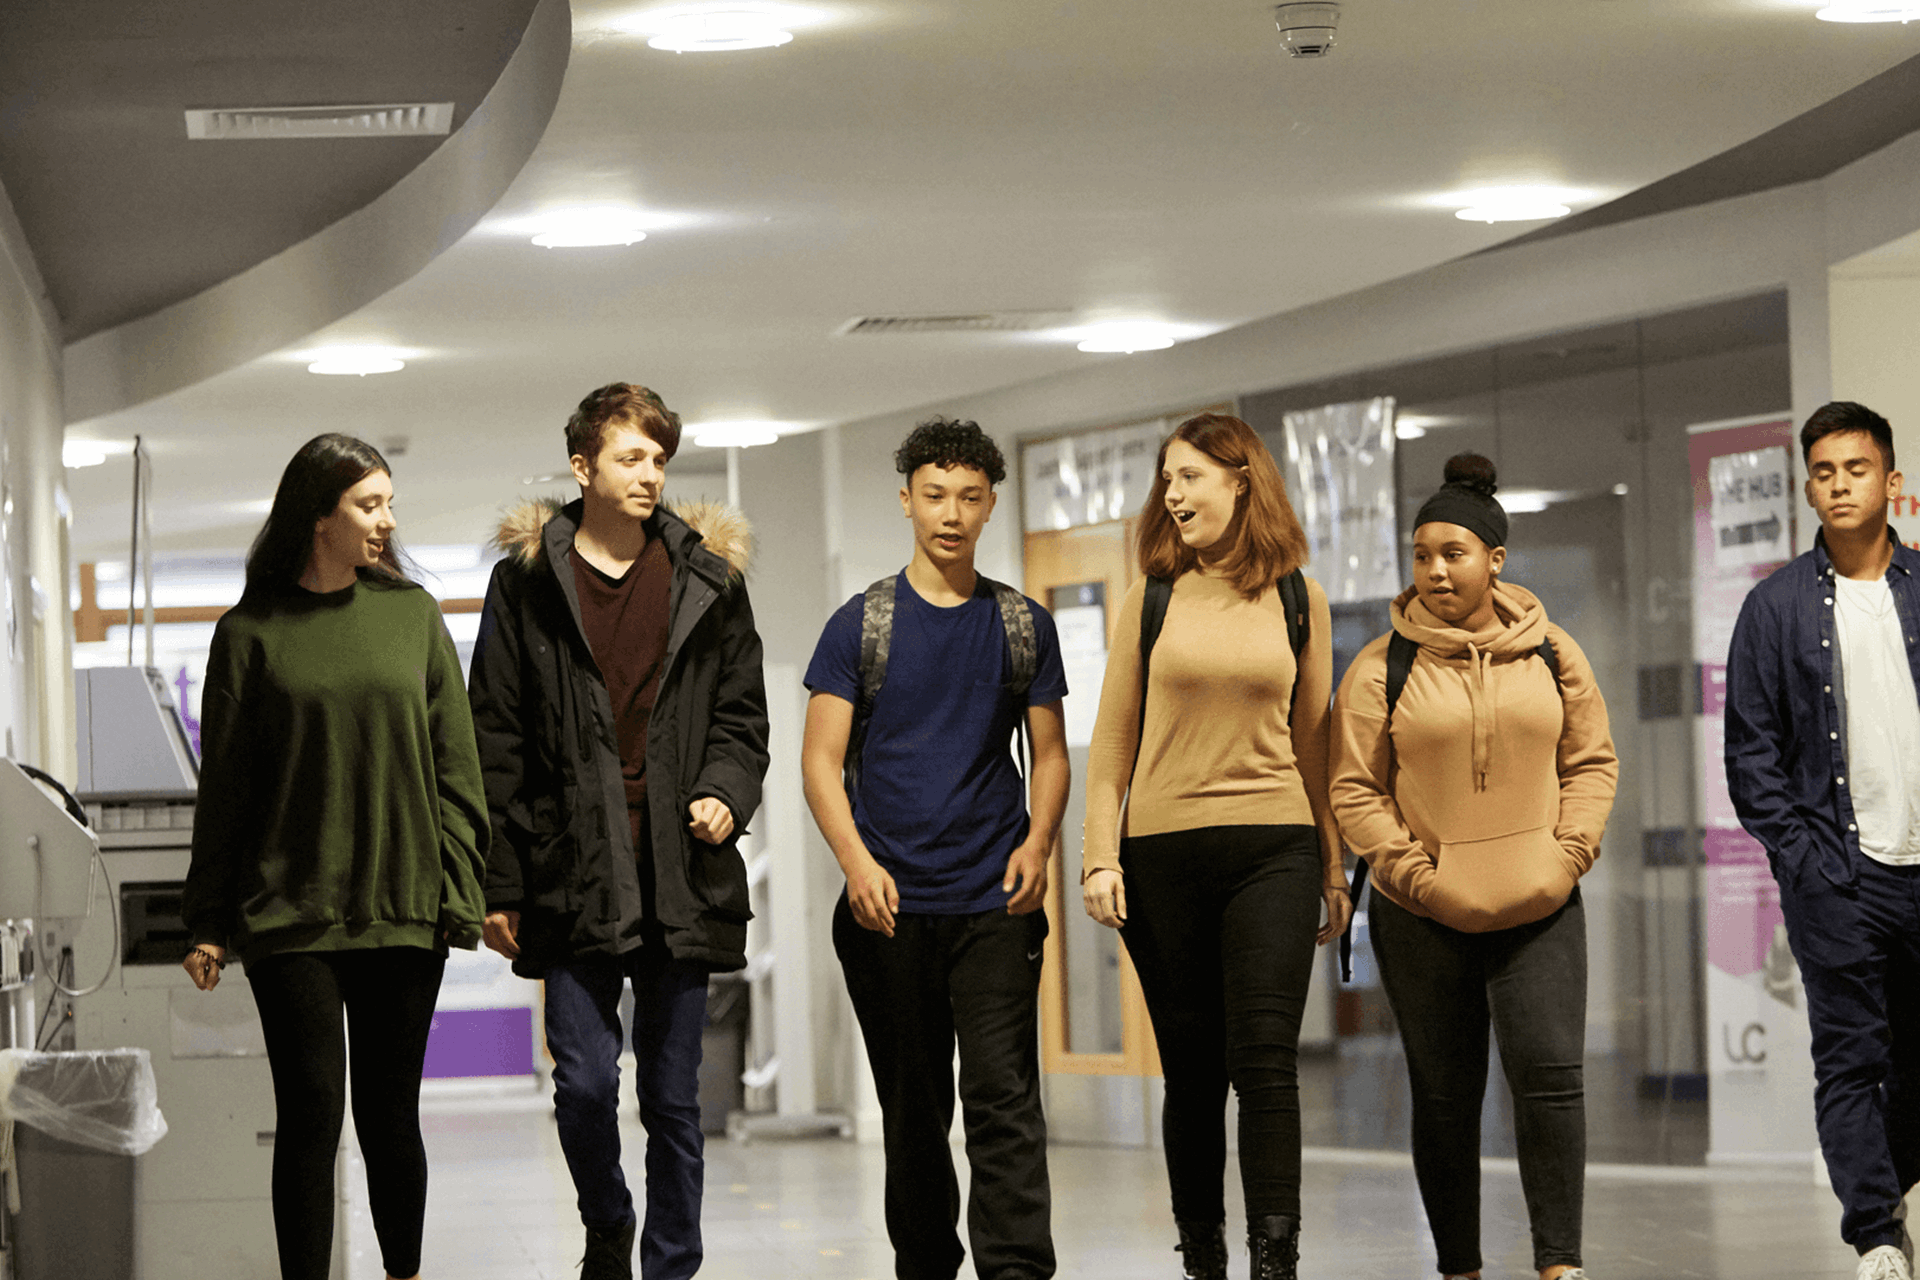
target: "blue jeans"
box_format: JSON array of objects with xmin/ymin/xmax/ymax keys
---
[
  {"xmin": 1776, "ymin": 851, "xmax": 1920, "ymax": 1254},
  {"xmin": 545, "ymin": 948, "xmax": 711, "ymax": 1280}
]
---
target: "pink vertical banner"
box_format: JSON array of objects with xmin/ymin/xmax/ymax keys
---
[{"xmin": 1689, "ymin": 415, "xmax": 1816, "ymax": 1164}]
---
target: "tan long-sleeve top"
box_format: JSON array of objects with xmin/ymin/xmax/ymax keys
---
[
  {"xmin": 1329, "ymin": 582, "xmax": 1618, "ymax": 933},
  {"xmin": 1082, "ymin": 569, "xmax": 1334, "ymax": 880}
]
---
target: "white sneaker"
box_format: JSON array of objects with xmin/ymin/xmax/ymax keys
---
[{"xmin": 1860, "ymin": 1243, "xmax": 1914, "ymax": 1280}]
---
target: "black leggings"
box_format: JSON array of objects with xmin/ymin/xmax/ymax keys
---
[
  {"xmin": 247, "ymin": 947, "xmax": 446, "ymax": 1280},
  {"xmin": 1119, "ymin": 824, "xmax": 1322, "ymax": 1223}
]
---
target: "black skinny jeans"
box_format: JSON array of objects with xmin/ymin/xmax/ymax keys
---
[
  {"xmin": 247, "ymin": 946, "xmax": 446, "ymax": 1280},
  {"xmin": 1119, "ymin": 824, "xmax": 1322, "ymax": 1224},
  {"xmin": 1369, "ymin": 889, "xmax": 1587, "ymax": 1276}
]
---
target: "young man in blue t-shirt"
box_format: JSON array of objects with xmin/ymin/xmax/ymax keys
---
[{"xmin": 802, "ymin": 417, "xmax": 1070, "ymax": 1280}]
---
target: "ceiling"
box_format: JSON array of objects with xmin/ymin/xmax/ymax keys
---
[
  {"xmin": 0, "ymin": 0, "xmax": 539, "ymax": 339},
  {"xmin": 33, "ymin": 0, "xmax": 1920, "ymax": 561}
]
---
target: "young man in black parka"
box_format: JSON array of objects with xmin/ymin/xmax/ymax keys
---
[{"xmin": 469, "ymin": 382, "xmax": 769, "ymax": 1280}]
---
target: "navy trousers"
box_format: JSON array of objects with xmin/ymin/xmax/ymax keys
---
[
  {"xmin": 1776, "ymin": 852, "xmax": 1920, "ymax": 1254},
  {"xmin": 544, "ymin": 947, "xmax": 711, "ymax": 1280}
]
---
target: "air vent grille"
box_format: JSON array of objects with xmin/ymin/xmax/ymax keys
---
[
  {"xmin": 837, "ymin": 311, "xmax": 1071, "ymax": 336},
  {"xmin": 184, "ymin": 103, "xmax": 455, "ymax": 141}
]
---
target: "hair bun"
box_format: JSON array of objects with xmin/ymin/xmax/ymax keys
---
[{"xmin": 1442, "ymin": 452, "xmax": 1498, "ymax": 498}]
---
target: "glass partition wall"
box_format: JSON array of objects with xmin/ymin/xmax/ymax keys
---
[{"xmin": 1239, "ymin": 292, "xmax": 1792, "ymax": 1165}]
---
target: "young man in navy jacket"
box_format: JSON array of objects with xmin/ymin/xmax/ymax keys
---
[
  {"xmin": 801, "ymin": 418, "xmax": 1070, "ymax": 1280},
  {"xmin": 1726, "ymin": 401, "xmax": 1920, "ymax": 1280}
]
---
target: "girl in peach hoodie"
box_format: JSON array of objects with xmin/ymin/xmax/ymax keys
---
[{"xmin": 1330, "ymin": 453, "xmax": 1617, "ymax": 1280}]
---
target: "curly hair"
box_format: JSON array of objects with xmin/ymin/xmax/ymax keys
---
[
  {"xmin": 566, "ymin": 382, "xmax": 682, "ymax": 466},
  {"xmin": 1136, "ymin": 412, "xmax": 1309, "ymax": 600},
  {"xmin": 894, "ymin": 416, "xmax": 1007, "ymax": 485}
]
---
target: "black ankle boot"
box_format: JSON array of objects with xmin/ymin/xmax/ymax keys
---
[
  {"xmin": 1175, "ymin": 1219, "xmax": 1228, "ymax": 1280},
  {"xmin": 1249, "ymin": 1213, "xmax": 1300, "ymax": 1280},
  {"xmin": 580, "ymin": 1218, "xmax": 635, "ymax": 1280}
]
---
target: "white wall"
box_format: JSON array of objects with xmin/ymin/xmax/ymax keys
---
[
  {"xmin": 0, "ymin": 175, "xmax": 74, "ymax": 777},
  {"xmin": 1831, "ymin": 230, "xmax": 1920, "ymax": 474}
]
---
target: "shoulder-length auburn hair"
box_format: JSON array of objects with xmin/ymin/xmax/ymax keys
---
[
  {"xmin": 1136, "ymin": 412, "xmax": 1309, "ymax": 600},
  {"xmin": 243, "ymin": 434, "xmax": 415, "ymax": 601}
]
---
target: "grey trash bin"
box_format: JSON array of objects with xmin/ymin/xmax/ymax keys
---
[{"xmin": 2, "ymin": 1048, "xmax": 168, "ymax": 1280}]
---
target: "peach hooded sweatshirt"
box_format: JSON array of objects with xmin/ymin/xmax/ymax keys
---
[{"xmin": 1330, "ymin": 582, "xmax": 1617, "ymax": 933}]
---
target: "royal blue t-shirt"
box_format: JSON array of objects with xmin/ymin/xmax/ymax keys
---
[{"xmin": 805, "ymin": 572, "xmax": 1068, "ymax": 914}]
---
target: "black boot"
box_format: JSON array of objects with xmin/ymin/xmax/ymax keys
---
[
  {"xmin": 1175, "ymin": 1219, "xmax": 1228, "ymax": 1280},
  {"xmin": 1249, "ymin": 1214, "xmax": 1300, "ymax": 1280},
  {"xmin": 580, "ymin": 1218, "xmax": 636, "ymax": 1280}
]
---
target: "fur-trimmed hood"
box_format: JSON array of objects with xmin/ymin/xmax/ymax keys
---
[{"xmin": 492, "ymin": 496, "xmax": 753, "ymax": 578}]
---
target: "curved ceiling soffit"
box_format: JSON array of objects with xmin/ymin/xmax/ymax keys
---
[{"xmin": 62, "ymin": 0, "xmax": 571, "ymax": 426}]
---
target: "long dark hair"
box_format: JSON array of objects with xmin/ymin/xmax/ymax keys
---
[
  {"xmin": 1136, "ymin": 413, "xmax": 1310, "ymax": 600},
  {"xmin": 243, "ymin": 434, "xmax": 414, "ymax": 599}
]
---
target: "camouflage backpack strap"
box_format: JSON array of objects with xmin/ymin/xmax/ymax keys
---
[
  {"xmin": 844, "ymin": 575, "xmax": 898, "ymax": 795},
  {"xmin": 983, "ymin": 576, "xmax": 1038, "ymax": 698},
  {"xmin": 982, "ymin": 575, "xmax": 1038, "ymax": 780}
]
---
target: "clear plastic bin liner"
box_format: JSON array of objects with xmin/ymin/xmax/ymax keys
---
[{"xmin": 0, "ymin": 1048, "xmax": 168, "ymax": 1155}]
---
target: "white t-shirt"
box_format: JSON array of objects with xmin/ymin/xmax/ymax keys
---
[{"xmin": 1833, "ymin": 573, "xmax": 1920, "ymax": 865}]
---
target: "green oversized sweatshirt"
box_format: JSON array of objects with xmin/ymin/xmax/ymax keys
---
[{"xmin": 183, "ymin": 576, "xmax": 489, "ymax": 965}]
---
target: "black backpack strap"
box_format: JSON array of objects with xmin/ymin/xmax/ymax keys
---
[
  {"xmin": 1383, "ymin": 631, "xmax": 1419, "ymax": 725},
  {"xmin": 1279, "ymin": 567, "xmax": 1309, "ymax": 667},
  {"xmin": 984, "ymin": 576, "xmax": 1038, "ymax": 779},
  {"xmin": 1538, "ymin": 635, "xmax": 1561, "ymax": 692},
  {"xmin": 1136, "ymin": 576, "xmax": 1174, "ymax": 746},
  {"xmin": 1364, "ymin": 632, "xmax": 1417, "ymax": 978},
  {"xmin": 844, "ymin": 575, "xmax": 898, "ymax": 795}
]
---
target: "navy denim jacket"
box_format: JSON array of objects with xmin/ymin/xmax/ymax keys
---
[{"xmin": 1724, "ymin": 530, "xmax": 1920, "ymax": 889}]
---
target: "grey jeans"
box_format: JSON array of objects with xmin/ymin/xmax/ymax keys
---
[{"xmin": 1369, "ymin": 888, "xmax": 1587, "ymax": 1275}]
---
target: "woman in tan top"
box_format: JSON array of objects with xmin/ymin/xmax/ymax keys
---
[
  {"xmin": 1082, "ymin": 413, "xmax": 1350, "ymax": 1280},
  {"xmin": 1330, "ymin": 453, "xmax": 1617, "ymax": 1280}
]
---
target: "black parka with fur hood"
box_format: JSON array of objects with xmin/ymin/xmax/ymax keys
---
[{"xmin": 469, "ymin": 496, "xmax": 769, "ymax": 975}]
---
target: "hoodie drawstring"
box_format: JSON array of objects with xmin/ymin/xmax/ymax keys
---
[{"xmin": 1468, "ymin": 642, "xmax": 1495, "ymax": 792}]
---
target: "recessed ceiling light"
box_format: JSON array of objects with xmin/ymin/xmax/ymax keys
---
[
  {"xmin": 1075, "ymin": 322, "xmax": 1180, "ymax": 354},
  {"xmin": 306, "ymin": 347, "xmax": 407, "ymax": 376},
  {"xmin": 633, "ymin": 7, "xmax": 798, "ymax": 51},
  {"xmin": 1393, "ymin": 423, "xmax": 1426, "ymax": 441},
  {"xmin": 531, "ymin": 209, "xmax": 651, "ymax": 248},
  {"xmin": 1816, "ymin": 0, "xmax": 1920, "ymax": 20},
  {"xmin": 691, "ymin": 421, "xmax": 783, "ymax": 448},
  {"xmin": 1451, "ymin": 187, "xmax": 1574, "ymax": 223}
]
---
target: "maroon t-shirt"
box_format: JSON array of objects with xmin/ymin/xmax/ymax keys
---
[{"xmin": 570, "ymin": 536, "xmax": 672, "ymax": 853}]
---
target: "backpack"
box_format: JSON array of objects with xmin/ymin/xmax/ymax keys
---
[
  {"xmin": 1138, "ymin": 568, "xmax": 1367, "ymax": 981},
  {"xmin": 842, "ymin": 574, "xmax": 1038, "ymax": 797}
]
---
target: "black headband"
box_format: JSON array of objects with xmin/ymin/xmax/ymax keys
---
[{"xmin": 1414, "ymin": 485, "xmax": 1507, "ymax": 550}]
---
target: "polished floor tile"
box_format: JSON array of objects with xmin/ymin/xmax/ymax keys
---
[{"xmin": 335, "ymin": 1097, "xmax": 1851, "ymax": 1280}]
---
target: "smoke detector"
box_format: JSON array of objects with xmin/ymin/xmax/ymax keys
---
[{"xmin": 1274, "ymin": 3, "xmax": 1339, "ymax": 57}]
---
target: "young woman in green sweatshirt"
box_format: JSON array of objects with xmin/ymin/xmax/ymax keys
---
[{"xmin": 181, "ymin": 434, "xmax": 489, "ymax": 1280}]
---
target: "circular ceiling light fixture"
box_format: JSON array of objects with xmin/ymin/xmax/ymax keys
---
[
  {"xmin": 1816, "ymin": 0, "xmax": 1920, "ymax": 19},
  {"xmin": 691, "ymin": 421, "xmax": 783, "ymax": 448},
  {"xmin": 1449, "ymin": 187, "xmax": 1575, "ymax": 224},
  {"xmin": 530, "ymin": 208, "xmax": 651, "ymax": 248},
  {"xmin": 1075, "ymin": 322, "xmax": 1180, "ymax": 354},
  {"xmin": 306, "ymin": 347, "xmax": 407, "ymax": 376},
  {"xmin": 641, "ymin": 7, "xmax": 797, "ymax": 51}
]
